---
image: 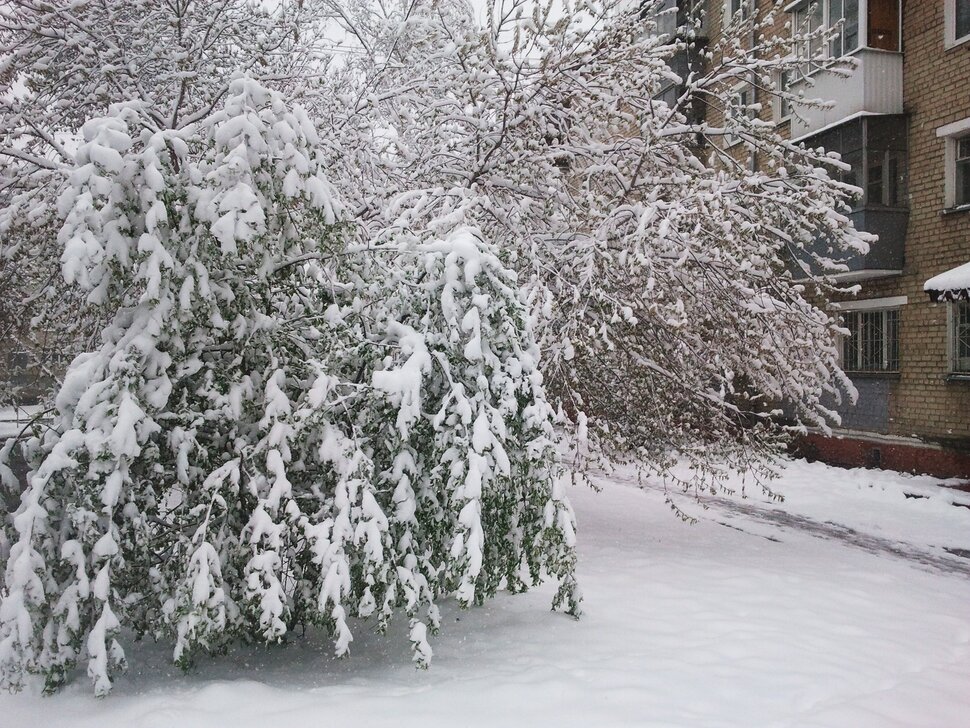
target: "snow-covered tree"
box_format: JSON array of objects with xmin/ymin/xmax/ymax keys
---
[
  {"xmin": 0, "ymin": 0, "xmax": 323, "ymax": 409},
  {"xmin": 0, "ymin": 80, "xmax": 578, "ymax": 695},
  {"xmin": 311, "ymin": 0, "xmax": 868, "ymax": 497}
]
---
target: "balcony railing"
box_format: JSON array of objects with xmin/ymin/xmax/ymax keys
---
[{"xmin": 789, "ymin": 48, "xmax": 903, "ymax": 139}]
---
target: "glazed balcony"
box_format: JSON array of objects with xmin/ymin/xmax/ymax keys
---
[{"xmin": 794, "ymin": 114, "xmax": 908, "ymax": 280}]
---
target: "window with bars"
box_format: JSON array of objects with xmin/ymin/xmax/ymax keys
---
[
  {"xmin": 841, "ymin": 308, "xmax": 900, "ymax": 373},
  {"xmin": 954, "ymin": 301, "xmax": 970, "ymax": 374}
]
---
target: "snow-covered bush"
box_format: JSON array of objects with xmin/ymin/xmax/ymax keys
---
[{"xmin": 0, "ymin": 80, "xmax": 578, "ymax": 695}]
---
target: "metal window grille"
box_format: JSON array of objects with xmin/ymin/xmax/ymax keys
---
[
  {"xmin": 841, "ymin": 308, "xmax": 899, "ymax": 372},
  {"xmin": 955, "ymin": 302, "xmax": 970, "ymax": 373}
]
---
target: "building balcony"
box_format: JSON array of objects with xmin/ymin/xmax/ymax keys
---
[
  {"xmin": 789, "ymin": 48, "xmax": 903, "ymax": 139},
  {"xmin": 792, "ymin": 114, "xmax": 908, "ymax": 281},
  {"xmin": 784, "ymin": 0, "xmax": 903, "ymax": 136}
]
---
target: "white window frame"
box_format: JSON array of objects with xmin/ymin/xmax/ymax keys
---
[
  {"xmin": 786, "ymin": 0, "xmax": 901, "ymax": 62},
  {"xmin": 945, "ymin": 0, "xmax": 970, "ymax": 49},
  {"xmin": 724, "ymin": 0, "xmax": 753, "ymax": 23},
  {"xmin": 725, "ymin": 82, "xmax": 756, "ymax": 149},
  {"xmin": 951, "ymin": 301, "xmax": 970, "ymax": 374},
  {"xmin": 789, "ymin": 0, "xmax": 860, "ymax": 69},
  {"xmin": 936, "ymin": 116, "xmax": 970, "ymax": 210},
  {"xmin": 773, "ymin": 64, "xmax": 796, "ymax": 124},
  {"xmin": 791, "ymin": 0, "xmax": 826, "ymax": 75}
]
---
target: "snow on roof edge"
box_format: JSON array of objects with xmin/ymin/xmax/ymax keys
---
[{"xmin": 924, "ymin": 261, "xmax": 970, "ymax": 294}]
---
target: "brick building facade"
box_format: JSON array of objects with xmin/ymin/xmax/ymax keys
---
[{"xmin": 662, "ymin": 0, "xmax": 970, "ymax": 477}]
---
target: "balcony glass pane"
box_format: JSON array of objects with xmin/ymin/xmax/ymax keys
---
[
  {"xmin": 844, "ymin": 0, "xmax": 860, "ymax": 49},
  {"xmin": 868, "ymin": 0, "xmax": 900, "ymax": 51},
  {"xmin": 868, "ymin": 116, "xmax": 907, "ymax": 151},
  {"xmin": 829, "ymin": 0, "xmax": 860, "ymax": 56},
  {"xmin": 885, "ymin": 149, "xmax": 907, "ymax": 206},
  {"xmin": 841, "ymin": 119, "xmax": 863, "ymax": 153},
  {"xmin": 842, "ymin": 149, "xmax": 863, "ymax": 195},
  {"xmin": 863, "ymin": 117, "xmax": 908, "ymax": 208},
  {"xmin": 866, "ymin": 151, "xmax": 883, "ymax": 205}
]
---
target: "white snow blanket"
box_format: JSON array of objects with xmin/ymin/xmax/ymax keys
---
[
  {"xmin": 2, "ymin": 457, "xmax": 969, "ymax": 728},
  {"xmin": 924, "ymin": 260, "xmax": 970, "ymax": 293}
]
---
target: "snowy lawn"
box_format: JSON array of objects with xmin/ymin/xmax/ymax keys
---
[{"xmin": 4, "ymin": 457, "xmax": 970, "ymax": 728}]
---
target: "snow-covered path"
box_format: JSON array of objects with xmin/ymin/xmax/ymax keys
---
[{"xmin": 4, "ymin": 459, "xmax": 970, "ymax": 728}]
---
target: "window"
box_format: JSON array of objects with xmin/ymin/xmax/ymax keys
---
[
  {"xmin": 793, "ymin": 0, "xmax": 860, "ymax": 73},
  {"xmin": 794, "ymin": 1, "xmax": 825, "ymax": 73},
  {"xmin": 867, "ymin": 0, "xmax": 899, "ymax": 51},
  {"xmin": 937, "ymin": 118, "xmax": 970, "ymax": 209},
  {"xmin": 645, "ymin": 0, "xmax": 681, "ymax": 38},
  {"xmin": 865, "ymin": 117, "xmax": 908, "ymax": 207},
  {"xmin": 792, "ymin": 0, "xmax": 901, "ymax": 66},
  {"xmin": 676, "ymin": 0, "xmax": 705, "ymax": 30},
  {"xmin": 946, "ymin": 0, "xmax": 970, "ymax": 48},
  {"xmin": 842, "ymin": 308, "xmax": 900, "ymax": 372},
  {"xmin": 957, "ymin": 136, "xmax": 970, "ymax": 207},
  {"xmin": 961, "ymin": 0, "xmax": 970, "ymax": 41},
  {"xmin": 809, "ymin": 116, "xmax": 907, "ymax": 209},
  {"xmin": 775, "ymin": 68, "xmax": 793, "ymax": 122},
  {"xmin": 828, "ymin": 0, "xmax": 860, "ymax": 56},
  {"xmin": 954, "ymin": 302, "xmax": 970, "ymax": 373},
  {"xmin": 726, "ymin": 85, "xmax": 755, "ymax": 148},
  {"xmin": 726, "ymin": 0, "xmax": 752, "ymax": 22}
]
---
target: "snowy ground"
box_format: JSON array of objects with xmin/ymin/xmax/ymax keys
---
[{"xmin": 4, "ymin": 458, "xmax": 970, "ymax": 728}]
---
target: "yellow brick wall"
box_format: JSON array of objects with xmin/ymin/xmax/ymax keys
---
[{"xmin": 884, "ymin": 0, "xmax": 970, "ymax": 443}]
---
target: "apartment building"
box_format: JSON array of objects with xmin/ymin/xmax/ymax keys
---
[{"xmin": 658, "ymin": 0, "xmax": 970, "ymax": 477}]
